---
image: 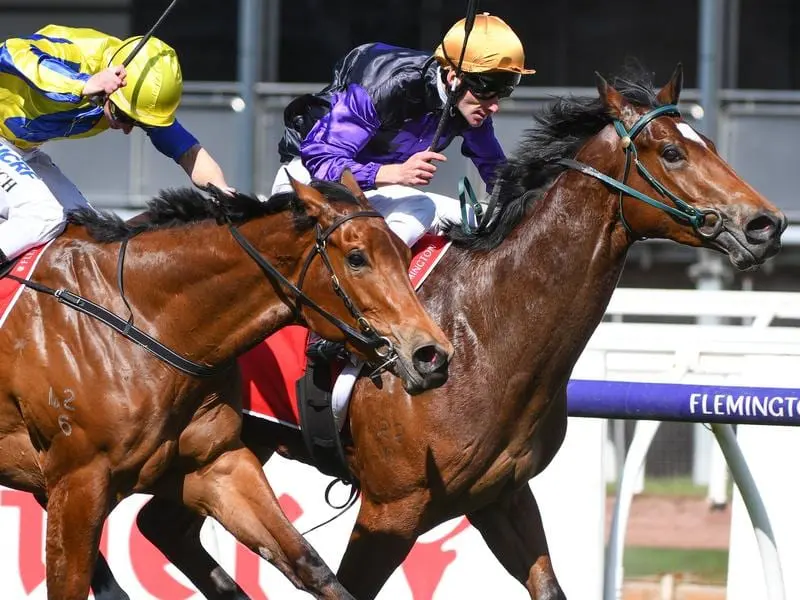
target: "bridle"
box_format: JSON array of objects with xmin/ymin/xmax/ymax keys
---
[
  {"xmin": 226, "ymin": 206, "xmax": 397, "ymax": 363},
  {"xmin": 558, "ymin": 104, "xmax": 725, "ymax": 241}
]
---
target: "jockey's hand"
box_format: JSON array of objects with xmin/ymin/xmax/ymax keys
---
[
  {"xmin": 82, "ymin": 66, "xmax": 127, "ymax": 97},
  {"xmin": 376, "ymin": 151, "xmax": 447, "ymax": 187}
]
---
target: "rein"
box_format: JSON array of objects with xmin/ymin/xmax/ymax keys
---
[
  {"xmin": 558, "ymin": 104, "xmax": 725, "ymax": 240},
  {"xmin": 7, "ymin": 204, "xmax": 395, "ymax": 378},
  {"xmin": 458, "ymin": 104, "xmax": 726, "ymax": 239}
]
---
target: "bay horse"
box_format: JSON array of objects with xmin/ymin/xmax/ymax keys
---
[
  {"xmin": 101, "ymin": 65, "xmax": 785, "ymax": 599},
  {"xmin": 0, "ymin": 172, "xmax": 453, "ymax": 600}
]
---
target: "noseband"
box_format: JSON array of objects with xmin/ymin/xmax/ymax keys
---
[{"xmin": 558, "ymin": 104, "xmax": 725, "ymax": 240}]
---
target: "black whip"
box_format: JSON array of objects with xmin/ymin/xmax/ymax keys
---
[
  {"xmin": 122, "ymin": 0, "xmax": 182, "ymax": 67},
  {"xmin": 92, "ymin": 0, "xmax": 182, "ymax": 108},
  {"xmin": 429, "ymin": 0, "xmax": 480, "ymax": 152}
]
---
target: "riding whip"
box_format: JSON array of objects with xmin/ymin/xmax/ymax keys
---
[
  {"xmin": 429, "ymin": 0, "xmax": 480, "ymax": 152},
  {"xmin": 92, "ymin": 0, "xmax": 182, "ymax": 106},
  {"xmin": 122, "ymin": 0, "xmax": 183, "ymax": 67}
]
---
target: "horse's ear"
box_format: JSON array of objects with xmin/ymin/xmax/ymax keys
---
[
  {"xmin": 287, "ymin": 171, "xmax": 326, "ymax": 218},
  {"xmin": 595, "ymin": 71, "xmax": 629, "ymax": 120},
  {"xmin": 656, "ymin": 63, "xmax": 683, "ymax": 105},
  {"xmin": 338, "ymin": 168, "xmax": 371, "ymax": 210}
]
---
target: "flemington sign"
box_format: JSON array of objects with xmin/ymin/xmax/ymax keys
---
[
  {"xmin": 567, "ymin": 379, "xmax": 800, "ymax": 426},
  {"xmin": 688, "ymin": 390, "xmax": 800, "ymax": 422}
]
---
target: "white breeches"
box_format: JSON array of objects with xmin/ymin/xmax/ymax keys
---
[
  {"xmin": 271, "ymin": 158, "xmax": 474, "ymax": 247},
  {"xmin": 0, "ymin": 138, "xmax": 92, "ymax": 260}
]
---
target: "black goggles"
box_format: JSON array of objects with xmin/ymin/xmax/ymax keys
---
[
  {"xmin": 108, "ymin": 101, "xmax": 140, "ymax": 127},
  {"xmin": 461, "ymin": 72, "xmax": 521, "ymax": 100}
]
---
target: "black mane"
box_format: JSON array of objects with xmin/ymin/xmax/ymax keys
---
[
  {"xmin": 68, "ymin": 180, "xmax": 359, "ymax": 243},
  {"xmin": 448, "ymin": 64, "xmax": 666, "ymax": 251}
]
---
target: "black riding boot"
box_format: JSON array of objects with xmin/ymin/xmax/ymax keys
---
[{"xmin": 306, "ymin": 334, "xmax": 348, "ymax": 363}]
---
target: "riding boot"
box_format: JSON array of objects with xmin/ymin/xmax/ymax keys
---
[{"xmin": 306, "ymin": 333, "xmax": 348, "ymax": 364}]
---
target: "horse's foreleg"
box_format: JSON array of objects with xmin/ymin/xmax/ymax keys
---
[
  {"xmin": 180, "ymin": 446, "xmax": 354, "ymax": 600},
  {"xmin": 137, "ymin": 496, "xmax": 250, "ymax": 599},
  {"xmin": 44, "ymin": 459, "xmax": 111, "ymax": 600},
  {"xmin": 337, "ymin": 496, "xmax": 421, "ymax": 599},
  {"xmin": 467, "ymin": 485, "xmax": 566, "ymax": 600},
  {"xmin": 33, "ymin": 494, "xmax": 131, "ymax": 600}
]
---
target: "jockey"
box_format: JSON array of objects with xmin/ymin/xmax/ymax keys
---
[
  {"xmin": 272, "ymin": 12, "xmax": 535, "ymax": 247},
  {"xmin": 0, "ymin": 25, "xmax": 232, "ymax": 265}
]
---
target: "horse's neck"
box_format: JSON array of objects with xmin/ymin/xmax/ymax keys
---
[
  {"xmin": 66, "ymin": 217, "xmax": 307, "ymax": 367},
  {"xmin": 438, "ymin": 172, "xmax": 629, "ymax": 418}
]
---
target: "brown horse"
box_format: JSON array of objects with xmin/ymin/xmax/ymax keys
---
[
  {"xmin": 100, "ymin": 65, "xmax": 785, "ymax": 599},
  {"xmin": 0, "ymin": 172, "xmax": 453, "ymax": 600}
]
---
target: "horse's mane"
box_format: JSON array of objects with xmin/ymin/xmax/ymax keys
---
[
  {"xmin": 448, "ymin": 63, "xmax": 666, "ymax": 251},
  {"xmin": 69, "ymin": 180, "xmax": 359, "ymax": 243}
]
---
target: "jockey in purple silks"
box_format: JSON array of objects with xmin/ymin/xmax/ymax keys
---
[{"xmin": 272, "ymin": 13, "xmax": 535, "ymax": 247}]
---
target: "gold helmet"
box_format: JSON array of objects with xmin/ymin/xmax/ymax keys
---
[
  {"xmin": 434, "ymin": 13, "xmax": 535, "ymax": 75},
  {"xmin": 105, "ymin": 36, "xmax": 183, "ymax": 127}
]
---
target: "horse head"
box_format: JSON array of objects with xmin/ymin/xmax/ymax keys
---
[
  {"xmin": 582, "ymin": 64, "xmax": 786, "ymax": 268},
  {"xmin": 283, "ymin": 170, "xmax": 453, "ymax": 394}
]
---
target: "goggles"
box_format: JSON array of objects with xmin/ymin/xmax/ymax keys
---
[
  {"xmin": 461, "ymin": 71, "xmax": 521, "ymax": 100},
  {"xmin": 108, "ymin": 101, "xmax": 141, "ymax": 127}
]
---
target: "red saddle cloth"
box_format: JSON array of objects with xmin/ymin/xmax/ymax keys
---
[
  {"xmin": 0, "ymin": 242, "xmax": 52, "ymax": 328},
  {"xmin": 240, "ymin": 233, "xmax": 451, "ymax": 426}
]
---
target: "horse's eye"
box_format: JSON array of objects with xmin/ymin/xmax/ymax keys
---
[
  {"xmin": 347, "ymin": 249, "xmax": 368, "ymax": 269},
  {"xmin": 661, "ymin": 145, "xmax": 683, "ymax": 163}
]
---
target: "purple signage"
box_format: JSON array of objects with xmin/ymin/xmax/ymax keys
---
[{"xmin": 566, "ymin": 380, "xmax": 800, "ymax": 425}]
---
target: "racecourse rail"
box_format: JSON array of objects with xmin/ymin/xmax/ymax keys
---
[
  {"xmin": 566, "ymin": 379, "xmax": 790, "ymax": 600},
  {"xmin": 569, "ymin": 287, "xmax": 800, "ymax": 600}
]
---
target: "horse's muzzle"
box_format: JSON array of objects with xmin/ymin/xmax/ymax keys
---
[{"xmin": 716, "ymin": 208, "xmax": 786, "ymax": 269}]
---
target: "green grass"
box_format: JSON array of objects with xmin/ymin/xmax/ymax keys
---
[
  {"xmin": 607, "ymin": 475, "xmax": 707, "ymax": 498},
  {"xmin": 624, "ymin": 547, "xmax": 729, "ymax": 585}
]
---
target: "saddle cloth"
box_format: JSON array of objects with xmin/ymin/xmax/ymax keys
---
[
  {"xmin": 241, "ymin": 233, "xmax": 451, "ymax": 428},
  {"xmin": 0, "ymin": 242, "xmax": 53, "ymax": 328}
]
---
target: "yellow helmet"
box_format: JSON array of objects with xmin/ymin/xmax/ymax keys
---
[
  {"xmin": 105, "ymin": 36, "xmax": 183, "ymax": 127},
  {"xmin": 434, "ymin": 13, "xmax": 535, "ymax": 75}
]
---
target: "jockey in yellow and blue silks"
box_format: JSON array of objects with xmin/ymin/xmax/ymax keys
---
[{"xmin": 0, "ymin": 25, "xmax": 232, "ymax": 264}]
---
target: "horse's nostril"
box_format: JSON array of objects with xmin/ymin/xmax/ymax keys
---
[
  {"xmin": 412, "ymin": 344, "xmax": 449, "ymax": 375},
  {"xmin": 744, "ymin": 213, "xmax": 781, "ymax": 244}
]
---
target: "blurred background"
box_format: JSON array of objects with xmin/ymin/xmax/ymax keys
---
[{"xmin": 3, "ymin": 1, "xmax": 799, "ymax": 596}]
